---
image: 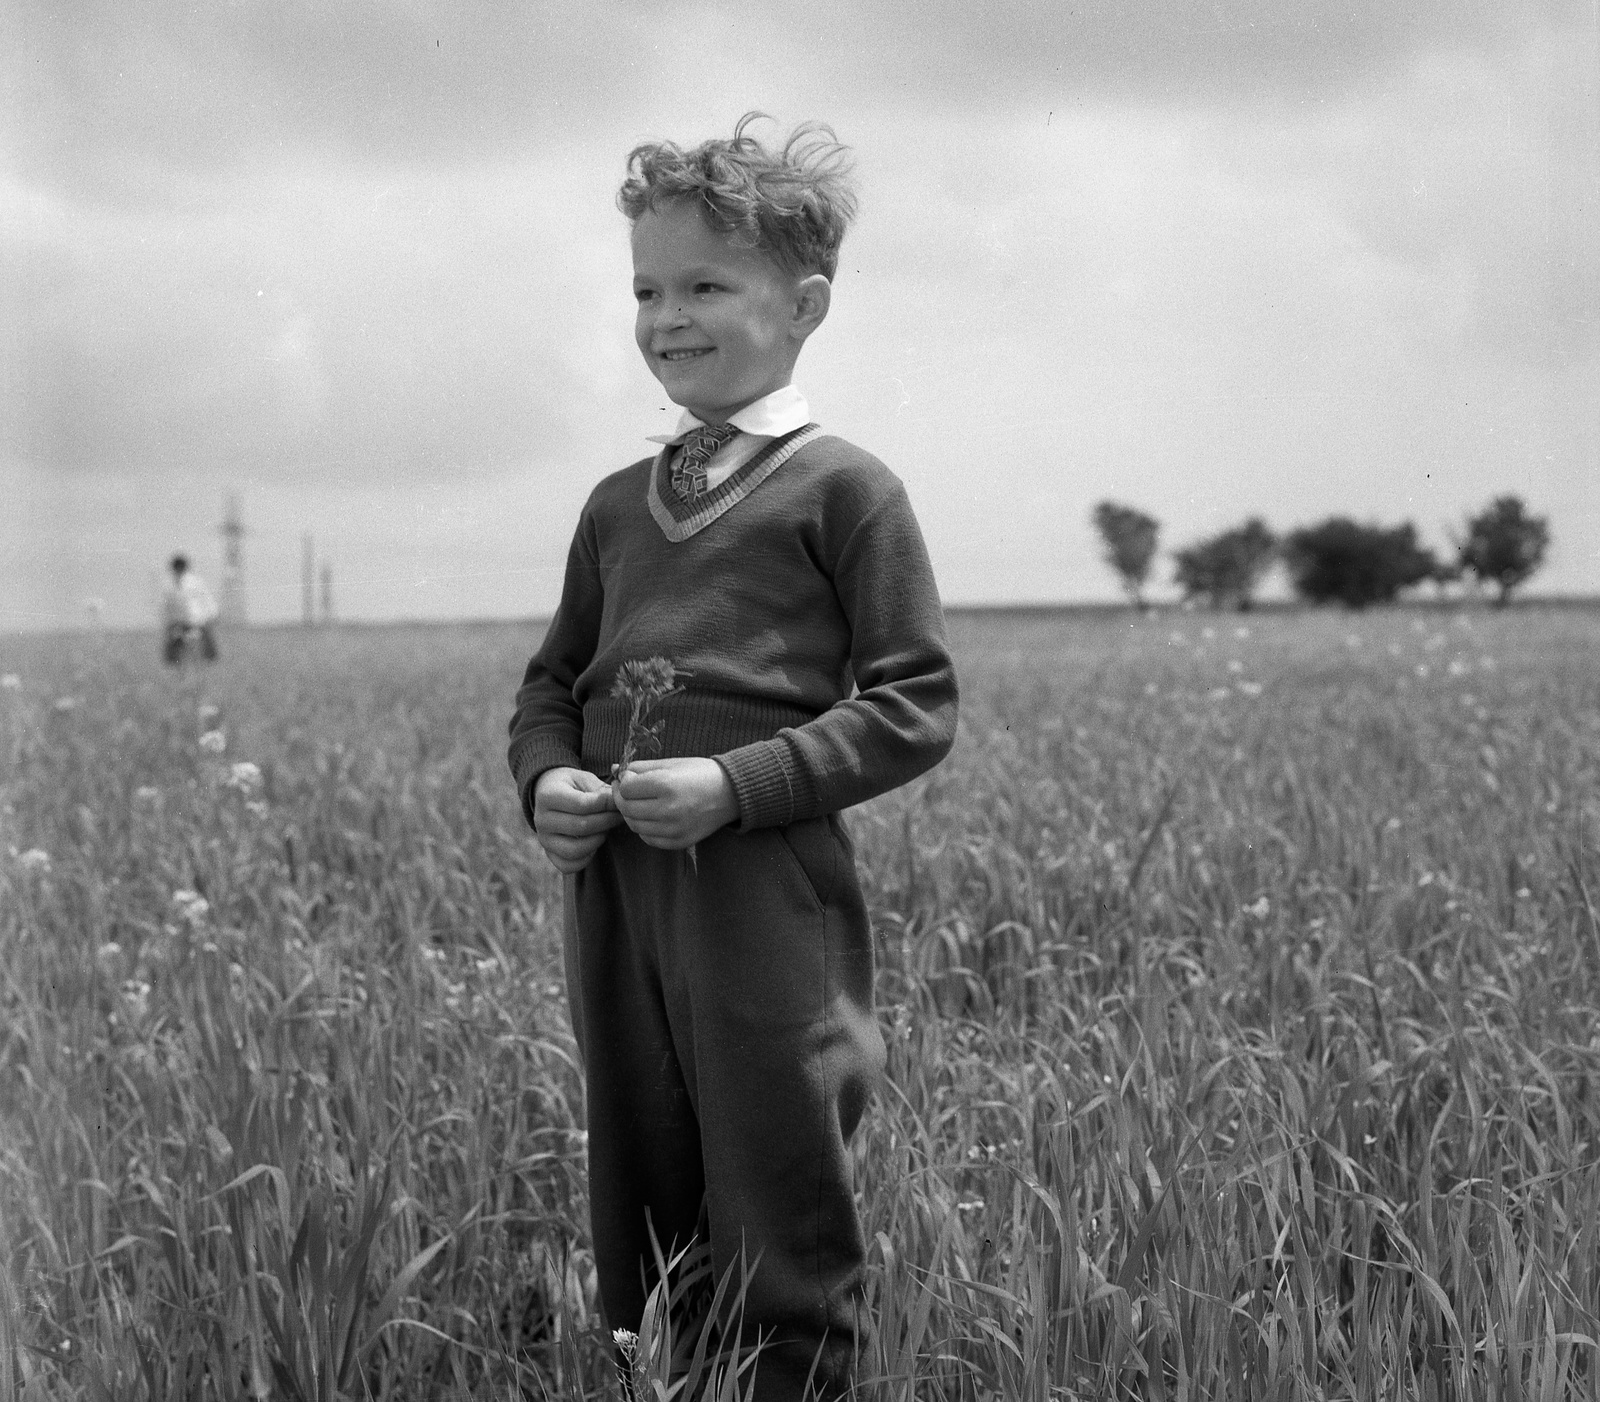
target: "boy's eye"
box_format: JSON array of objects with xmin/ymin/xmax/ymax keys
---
[
  {"xmin": 634, "ymin": 288, "xmax": 657, "ymax": 304},
  {"xmin": 693, "ymin": 282, "xmax": 722, "ymax": 295}
]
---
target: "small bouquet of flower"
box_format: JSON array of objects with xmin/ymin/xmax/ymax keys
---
[{"xmin": 611, "ymin": 656, "xmax": 686, "ymax": 781}]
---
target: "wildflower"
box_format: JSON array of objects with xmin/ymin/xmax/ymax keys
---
[
  {"xmin": 225, "ymin": 761, "xmax": 262, "ymax": 794},
  {"xmin": 172, "ymin": 889, "xmax": 210, "ymax": 924},
  {"xmin": 1233, "ymin": 626, "xmax": 1250, "ymax": 639},
  {"xmin": 1209, "ymin": 686, "xmax": 1231, "ymax": 701},
  {"xmin": 1237, "ymin": 681, "xmax": 1263, "ymax": 697},
  {"xmin": 134, "ymin": 785, "xmax": 161, "ymax": 804},
  {"xmin": 198, "ymin": 729, "xmax": 226, "ymax": 753},
  {"xmin": 17, "ymin": 848, "xmax": 51, "ymax": 874},
  {"xmin": 1344, "ymin": 634, "xmax": 1361, "ymax": 649},
  {"xmin": 611, "ymin": 656, "xmax": 686, "ymax": 780},
  {"xmin": 1200, "ymin": 626, "xmax": 1216, "ymax": 641},
  {"xmin": 53, "ymin": 696, "xmax": 78, "ymax": 713},
  {"xmin": 1227, "ymin": 658, "xmax": 1243, "ymax": 674},
  {"xmin": 121, "ymin": 979, "xmax": 152, "ymax": 1021},
  {"xmin": 97, "ymin": 941, "xmax": 124, "ymax": 965},
  {"xmin": 245, "ymin": 801, "xmax": 269, "ymax": 819},
  {"xmin": 957, "ymin": 1197, "xmax": 986, "ymax": 1214},
  {"xmin": 0, "ymin": 674, "xmax": 18, "ymax": 690},
  {"xmin": 198, "ymin": 703, "xmax": 220, "ymax": 723},
  {"xmin": 1448, "ymin": 659, "xmax": 1469, "ymax": 677},
  {"xmin": 1384, "ymin": 817, "xmax": 1402, "ymax": 831},
  {"xmin": 1244, "ymin": 895, "xmax": 1270, "ymax": 919},
  {"xmin": 1143, "ymin": 682, "xmax": 1158, "ymax": 696},
  {"xmin": 1414, "ymin": 664, "xmax": 1429, "ymax": 679},
  {"xmin": 1418, "ymin": 872, "xmax": 1434, "ymax": 887},
  {"xmin": 475, "ymin": 957, "xmax": 497, "ymax": 975}
]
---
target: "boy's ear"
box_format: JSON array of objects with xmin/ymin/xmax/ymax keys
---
[{"xmin": 791, "ymin": 274, "xmax": 832, "ymax": 340}]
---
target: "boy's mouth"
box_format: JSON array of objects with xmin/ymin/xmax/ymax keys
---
[{"xmin": 659, "ymin": 348, "xmax": 712, "ymax": 363}]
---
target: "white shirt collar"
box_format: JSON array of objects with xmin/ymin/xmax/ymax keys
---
[{"xmin": 646, "ymin": 384, "xmax": 811, "ymax": 445}]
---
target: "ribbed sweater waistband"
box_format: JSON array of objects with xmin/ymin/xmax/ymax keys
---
[{"xmin": 580, "ymin": 689, "xmax": 820, "ymax": 775}]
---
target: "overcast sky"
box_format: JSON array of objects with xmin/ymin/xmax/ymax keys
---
[{"xmin": 4, "ymin": 0, "xmax": 1596, "ymax": 631}]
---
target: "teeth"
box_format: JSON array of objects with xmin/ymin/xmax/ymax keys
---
[{"xmin": 661, "ymin": 349, "xmax": 709, "ymax": 361}]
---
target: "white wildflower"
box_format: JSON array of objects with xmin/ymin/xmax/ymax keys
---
[
  {"xmin": 1345, "ymin": 634, "xmax": 1362, "ymax": 649},
  {"xmin": 1233, "ymin": 626, "xmax": 1251, "ymax": 639},
  {"xmin": 225, "ymin": 761, "xmax": 262, "ymax": 794},
  {"xmin": 1244, "ymin": 896, "xmax": 1270, "ymax": 920},
  {"xmin": 121, "ymin": 980, "xmax": 151, "ymax": 1021},
  {"xmin": 1227, "ymin": 658, "xmax": 1244, "ymax": 674},
  {"xmin": 198, "ymin": 729, "xmax": 226, "ymax": 753},
  {"xmin": 1, "ymin": 674, "xmax": 19, "ymax": 690},
  {"xmin": 198, "ymin": 703, "xmax": 220, "ymax": 723},
  {"xmin": 1237, "ymin": 681, "xmax": 1264, "ymax": 697},
  {"xmin": 97, "ymin": 941, "xmax": 124, "ymax": 965},
  {"xmin": 134, "ymin": 786, "xmax": 161, "ymax": 804},
  {"xmin": 17, "ymin": 848, "xmax": 51, "ymax": 874},
  {"xmin": 245, "ymin": 800, "xmax": 269, "ymax": 819},
  {"xmin": 53, "ymin": 696, "xmax": 78, "ymax": 713},
  {"xmin": 172, "ymin": 889, "xmax": 210, "ymax": 924}
]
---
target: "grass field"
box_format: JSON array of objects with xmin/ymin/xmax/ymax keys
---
[{"xmin": 2, "ymin": 604, "xmax": 1598, "ymax": 1400}]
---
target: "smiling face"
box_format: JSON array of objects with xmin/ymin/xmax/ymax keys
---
[{"xmin": 631, "ymin": 200, "xmax": 824, "ymax": 424}]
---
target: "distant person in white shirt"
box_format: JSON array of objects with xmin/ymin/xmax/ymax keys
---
[{"xmin": 161, "ymin": 555, "xmax": 220, "ymax": 665}]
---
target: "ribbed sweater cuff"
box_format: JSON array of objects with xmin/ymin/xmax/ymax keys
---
[
  {"xmin": 510, "ymin": 739, "xmax": 584, "ymax": 829},
  {"xmin": 715, "ymin": 736, "xmax": 822, "ymax": 831}
]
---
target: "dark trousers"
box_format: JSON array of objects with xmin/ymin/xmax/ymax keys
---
[{"xmin": 567, "ymin": 816, "xmax": 885, "ymax": 1401}]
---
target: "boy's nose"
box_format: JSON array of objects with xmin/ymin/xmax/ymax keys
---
[{"xmin": 656, "ymin": 303, "xmax": 691, "ymax": 330}]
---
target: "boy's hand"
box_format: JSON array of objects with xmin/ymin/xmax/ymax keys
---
[
  {"xmin": 533, "ymin": 767, "xmax": 622, "ymax": 873},
  {"xmin": 612, "ymin": 758, "xmax": 739, "ymax": 850}
]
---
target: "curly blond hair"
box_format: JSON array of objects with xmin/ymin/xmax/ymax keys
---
[{"xmin": 618, "ymin": 112, "xmax": 858, "ymax": 281}]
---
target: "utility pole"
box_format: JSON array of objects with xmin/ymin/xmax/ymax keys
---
[
  {"xmin": 319, "ymin": 560, "xmax": 334, "ymax": 625},
  {"xmin": 219, "ymin": 494, "xmax": 247, "ymax": 626},
  {"xmin": 301, "ymin": 534, "xmax": 315, "ymax": 627}
]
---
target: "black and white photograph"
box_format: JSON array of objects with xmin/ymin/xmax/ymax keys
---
[{"xmin": 3, "ymin": 2, "xmax": 1597, "ymax": 1397}]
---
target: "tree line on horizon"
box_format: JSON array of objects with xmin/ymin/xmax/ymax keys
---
[{"xmin": 1091, "ymin": 496, "xmax": 1551, "ymax": 612}]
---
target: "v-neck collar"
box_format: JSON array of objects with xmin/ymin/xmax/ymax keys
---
[{"xmin": 646, "ymin": 423, "xmax": 822, "ymax": 542}]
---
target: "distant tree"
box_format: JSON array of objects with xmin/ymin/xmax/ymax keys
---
[
  {"xmin": 1457, "ymin": 495, "xmax": 1550, "ymax": 606},
  {"xmin": 1283, "ymin": 518, "xmax": 1438, "ymax": 609},
  {"xmin": 1091, "ymin": 501, "xmax": 1160, "ymax": 610},
  {"xmin": 1172, "ymin": 518, "xmax": 1277, "ymax": 611}
]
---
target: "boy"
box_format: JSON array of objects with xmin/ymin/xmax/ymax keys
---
[{"xmin": 508, "ymin": 115, "xmax": 957, "ymax": 1400}]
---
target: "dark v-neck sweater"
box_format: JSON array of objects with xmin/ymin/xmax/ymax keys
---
[{"xmin": 508, "ymin": 429, "xmax": 959, "ymax": 831}]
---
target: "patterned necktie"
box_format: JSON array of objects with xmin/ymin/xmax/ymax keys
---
[{"xmin": 671, "ymin": 423, "xmax": 739, "ymax": 503}]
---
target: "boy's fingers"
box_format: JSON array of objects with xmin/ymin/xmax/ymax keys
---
[
  {"xmin": 616, "ymin": 770, "xmax": 672, "ymax": 801},
  {"xmin": 558, "ymin": 784, "xmax": 616, "ymax": 813}
]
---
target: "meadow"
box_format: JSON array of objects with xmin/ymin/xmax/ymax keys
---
[{"xmin": 2, "ymin": 603, "xmax": 1598, "ymax": 1400}]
